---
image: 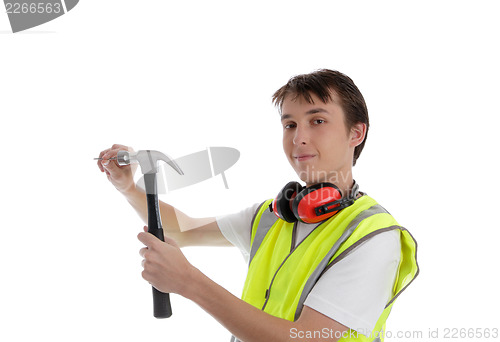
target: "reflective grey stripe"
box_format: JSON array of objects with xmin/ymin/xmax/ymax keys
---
[
  {"xmin": 293, "ymin": 204, "xmax": 389, "ymax": 321},
  {"xmin": 249, "ymin": 204, "xmax": 278, "ymax": 265}
]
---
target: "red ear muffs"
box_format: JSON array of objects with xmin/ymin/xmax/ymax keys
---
[
  {"xmin": 271, "ymin": 181, "xmax": 359, "ymax": 224},
  {"xmin": 272, "ymin": 181, "xmax": 303, "ymax": 223},
  {"xmin": 292, "ymin": 183, "xmax": 343, "ymax": 224}
]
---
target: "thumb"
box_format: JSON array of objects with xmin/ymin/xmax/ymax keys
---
[
  {"xmin": 102, "ymin": 159, "xmax": 117, "ymax": 170},
  {"xmin": 103, "ymin": 159, "xmax": 121, "ymax": 176}
]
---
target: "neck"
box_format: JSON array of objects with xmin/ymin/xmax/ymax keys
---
[{"xmin": 305, "ymin": 169, "xmax": 354, "ymax": 198}]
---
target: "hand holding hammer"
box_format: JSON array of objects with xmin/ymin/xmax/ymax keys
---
[{"xmin": 96, "ymin": 146, "xmax": 184, "ymax": 318}]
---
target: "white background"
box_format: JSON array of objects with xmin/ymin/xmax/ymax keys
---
[{"xmin": 1, "ymin": 1, "xmax": 499, "ymax": 341}]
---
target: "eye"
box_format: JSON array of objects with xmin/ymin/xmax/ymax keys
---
[
  {"xmin": 313, "ymin": 119, "xmax": 325, "ymax": 125},
  {"xmin": 283, "ymin": 122, "xmax": 296, "ymax": 129}
]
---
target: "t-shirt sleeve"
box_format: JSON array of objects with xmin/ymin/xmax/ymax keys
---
[
  {"xmin": 216, "ymin": 202, "xmax": 262, "ymax": 264},
  {"xmin": 303, "ymin": 230, "xmax": 401, "ymax": 336}
]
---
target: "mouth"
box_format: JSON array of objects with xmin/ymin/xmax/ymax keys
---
[{"xmin": 294, "ymin": 154, "xmax": 316, "ymax": 162}]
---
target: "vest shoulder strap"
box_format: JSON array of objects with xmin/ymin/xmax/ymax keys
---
[{"xmin": 249, "ymin": 199, "xmax": 276, "ymax": 265}]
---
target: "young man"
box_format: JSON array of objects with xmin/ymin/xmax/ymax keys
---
[{"xmin": 97, "ymin": 69, "xmax": 418, "ymax": 342}]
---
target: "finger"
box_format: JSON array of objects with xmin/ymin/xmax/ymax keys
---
[
  {"xmin": 102, "ymin": 152, "xmax": 125, "ymax": 173},
  {"xmin": 143, "ymin": 225, "xmax": 148, "ymax": 233},
  {"xmin": 137, "ymin": 231, "xmax": 160, "ymax": 248},
  {"xmin": 101, "ymin": 149, "xmax": 119, "ymax": 166},
  {"xmin": 99, "ymin": 149, "xmax": 109, "ymax": 158},
  {"xmin": 103, "ymin": 150, "xmax": 133, "ymax": 171},
  {"xmin": 107, "ymin": 145, "xmax": 134, "ymax": 161},
  {"xmin": 139, "ymin": 247, "xmax": 148, "ymax": 258},
  {"xmin": 97, "ymin": 148, "xmax": 111, "ymax": 172},
  {"xmin": 102, "ymin": 156, "xmax": 117, "ymax": 170},
  {"xmin": 112, "ymin": 144, "xmax": 130, "ymax": 150}
]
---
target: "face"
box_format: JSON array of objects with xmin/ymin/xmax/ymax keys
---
[{"xmin": 281, "ymin": 92, "xmax": 365, "ymax": 187}]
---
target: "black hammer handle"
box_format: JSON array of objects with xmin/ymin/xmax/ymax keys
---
[{"xmin": 146, "ymin": 190, "xmax": 172, "ymax": 318}]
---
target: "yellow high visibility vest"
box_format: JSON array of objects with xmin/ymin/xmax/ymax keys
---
[{"xmin": 239, "ymin": 195, "xmax": 419, "ymax": 342}]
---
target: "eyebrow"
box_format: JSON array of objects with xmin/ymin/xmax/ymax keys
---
[{"xmin": 280, "ymin": 108, "xmax": 330, "ymax": 121}]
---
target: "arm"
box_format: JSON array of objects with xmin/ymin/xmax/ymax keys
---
[
  {"xmin": 138, "ymin": 231, "xmax": 349, "ymax": 342},
  {"xmin": 123, "ymin": 185, "xmax": 230, "ymax": 247},
  {"xmin": 186, "ymin": 267, "xmax": 348, "ymax": 341},
  {"xmin": 97, "ymin": 144, "xmax": 231, "ymax": 247}
]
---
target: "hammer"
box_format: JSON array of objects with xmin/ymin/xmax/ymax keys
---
[{"xmin": 116, "ymin": 150, "xmax": 184, "ymax": 318}]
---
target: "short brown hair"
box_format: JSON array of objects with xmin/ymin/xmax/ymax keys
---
[{"xmin": 272, "ymin": 69, "xmax": 369, "ymax": 166}]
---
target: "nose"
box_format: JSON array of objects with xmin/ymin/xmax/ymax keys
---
[{"xmin": 293, "ymin": 125, "xmax": 309, "ymax": 145}]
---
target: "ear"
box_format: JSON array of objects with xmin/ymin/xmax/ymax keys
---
[{"xmin": 350, "ymin": 122, "xmax": 366, "ymax": 147}]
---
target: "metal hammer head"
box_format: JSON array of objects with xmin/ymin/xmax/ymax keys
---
[{"xmin": 117, "ymin": 150, "xmax": 184, "ymax": 175}]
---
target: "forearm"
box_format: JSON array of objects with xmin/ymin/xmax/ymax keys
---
[
  {"xmin": 121, "ymin": 186, "xmax": 183, "ymax": 234},
  {"xmin": 121, "ymin": 187, "xmax": 222, "ymax": 246},
  {"xmin": 120, "ymin": 186, "xmax": 148, "ymax": 223},
  {"xmin": 182, "ymin": 268, "xmax": 296, "ymax": 342}
]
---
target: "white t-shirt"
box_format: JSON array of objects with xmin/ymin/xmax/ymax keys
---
[{"xmin": 216, "ymin": 202, "xmax": 401, "ymax": 335}]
